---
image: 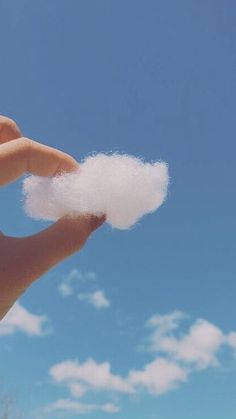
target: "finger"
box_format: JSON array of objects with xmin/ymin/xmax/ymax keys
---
[
  {"xmin": 20, "ymin": 214, "xmax": 106, "ymax": 280},
  {"xmin": 0, "ymin": 137, "xmax": 78, "ymax": 186},
  {"xmin": 0, "ymin": 115, "xmax": 22, "ymax": 143},
  {"xmin": 0, "ymin": 214, "xmax": 105, "ymax": 319}
]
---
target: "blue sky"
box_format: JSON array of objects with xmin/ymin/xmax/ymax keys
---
[{"xmin": 0, "ymin": 0, "xmax": 236, "ymax": 418}]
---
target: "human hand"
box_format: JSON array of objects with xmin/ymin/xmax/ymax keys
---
[{"xmin": 0, "ymin": 116, "xmax": 105, "ymax": 320}]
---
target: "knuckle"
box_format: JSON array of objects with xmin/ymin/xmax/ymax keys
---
[
  {"xmin": 0, "ymin": 116, "xmax": 19, "ymax": 132},
  {"xmin": 19, "ymin": 137, "xmax": 33, "ymax": 151}
]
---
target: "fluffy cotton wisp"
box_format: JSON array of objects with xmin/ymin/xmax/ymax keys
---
[{"xmin": 23, "ymin": 153, "xmax": 169, "ymax": 229}]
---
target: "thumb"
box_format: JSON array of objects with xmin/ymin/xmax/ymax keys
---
[
  {"xmin": 2, "ymin": 214, "xmax": 105, "ymax": 290},
  {"xmin": 22, "ymin": 214, "xmax": 106, "ymax": 282},
  {"xmin": 0, "ymin": 214, "xmax": 105, "ymax": 319}
]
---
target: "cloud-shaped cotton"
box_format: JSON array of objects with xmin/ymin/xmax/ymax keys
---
[{"xmin": 23, "ymin": 153, "xmax": 169, "ymax": 229}]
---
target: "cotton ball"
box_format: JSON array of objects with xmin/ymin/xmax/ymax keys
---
[{"xmin": 23, "ymin": 153, "xmax": 169, "ymax": 229}]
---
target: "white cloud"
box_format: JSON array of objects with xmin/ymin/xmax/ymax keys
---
[
  {"xmin": 156, "ymin": 320, "xmax": 223, "ymax": 369},
  {"xmin": 44, "ymin": 399, "xmax": 119, "ymax": 415},
  {"xmin": 0, "ymin": 302, "xmax": 48, "ymax": 336},
  {"xmin": 49, "ymin": 356, "xmax": 188, "ymax": 400},
  {"xmin": 58, "ymin": 270, "xmax": 111, "ymax": 310},
  {"xmin": 128, "ymin": 358, "xmax": 188, "ymax": 395},
  {"xmin": 226, "ymin": 331, "xmax": 236, "ymax": 349},
  {"xmin": 147, "ymin": 311, "xmax": 186, "ymax": 333},
  {"xmin": 58, "ymin": 269, "xmax": 96, "ymax": 297},
  {"xmin": 146, "ymin": 312, "xmax": 236, "ymax": 370},
  {"xmin": 68, "ymin": 382, "xmax": 87, "ymax": 398},
  {"xmin": 45, "ymin": 312, "xmax": 236, "ymax": 416},
  {"xmin": 101, "ymin": 403, "xmax": 120, "ymax": 413},
  {"xmin": 50, "ymin": 358, "xmax": 133, "ymax": 394},
  {"xmin": 58, "ymin": 282, "xmax": 74, "ymax": 297},
  {"xmin": 78, "ymin": 290, "xmax": 110, "ymax": 309}
]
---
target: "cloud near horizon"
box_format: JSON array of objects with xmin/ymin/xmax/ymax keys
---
[
  {"xmin": 45, "ymin": 311, "xmax": 236, "ymax": 415},
  {"xmin": 0, "ymin": 302, "xmax": 48, "ymax": 336},
  {"xmin": 50, "ymin": 358, "xmax": 134, "ymax": 395},
  {"xmin": 44, "ymin": 399, "xmax": 119, "ymax": 415},
  {"xmin": 146, "ymin": 311, "xmax": 236, "ymax": 369}
]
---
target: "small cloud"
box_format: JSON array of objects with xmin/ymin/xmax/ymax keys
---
[
  {"xmin": 45, "ymin": 311, "xmax": 236, "ymax": 416},
  {"xmin": 225, "ymin": 331, "xmax": 236, "ymax": 349},
  {"xmin": 102, "ymin": 403, "xmax": 120, "ymax": 413},
  {"xmin": 58, "ymin": 270, "xmax": 111, "ymax": 309},
  {"xmin": 78, "ymin": 290, "xmax": 110, "ymax": 309},
  {"xmin": 147, "ymin": 310, "xmax": 186, "ymax": 332},
  {"xmin": 0, "ymin": 302, "xmax": 48, "ymax": 336},
  {"xmin": 50, "ymin": 358, "xmax": 133, "ymax": 394},
  {"xmin": 58, "ymin": 269, "xmax": 97, "ymax": 297},
  {"xmin": 69, "ymin": 382, "xmax": 87, "ymax": 398},
  {"xmin": 146, "ymin": 312, "xmax": 236, "ymax": 370},
  {"xmin": 86, "ymin": 272, "xmax": 97, "ymax": 281},
  {"xmin": 58, "ymin": 283, "xmax": 74, "ymax": 297},
  {"xmin": 48, "ymin": 356, "xmax": 187, "ymax": 407},
  {"xmin": 128, "ymin": 357, "xmax": 188, "ymax": 395},
  {"xmin": 44, "ymin": 398, "xmax": 119, "ymax": 415}
]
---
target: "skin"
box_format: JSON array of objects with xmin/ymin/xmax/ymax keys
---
[{"xmin": 0, "ymin": 115, "xmax": 105, "ymax": 320}]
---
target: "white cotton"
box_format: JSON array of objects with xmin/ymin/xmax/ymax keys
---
[{"xmin": 23, "ymin": 153, "xmax": 169, "ymax": 229}]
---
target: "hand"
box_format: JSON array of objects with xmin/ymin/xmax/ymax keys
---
[{"xmin": 0, "ymin": 116, "xmax": 105, "ymax": 320}]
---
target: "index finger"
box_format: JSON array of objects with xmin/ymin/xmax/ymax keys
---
[
  {"xmin": 0, "ymin": 137, "xmax": 78, "ymax": 186},
  {"xmin": 0, "ymin": 116, "xmax": 22, "ymax": 143}
]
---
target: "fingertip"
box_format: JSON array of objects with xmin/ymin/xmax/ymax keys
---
[
  {"xmin": 54, "ymin": 154, "xmax": 79, "ymax": 175},
  {"xmin": 0, "ymin": 116, "xmax": 22, "ymax": 142},
  {"xmin": 90, "ymin": 214, "xmax": 106, "ymax": 232}
]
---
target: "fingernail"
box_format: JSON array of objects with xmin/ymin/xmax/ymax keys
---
[{"xmin": 90, "ymin": 214, "xmax": 106, "ymax": 231}]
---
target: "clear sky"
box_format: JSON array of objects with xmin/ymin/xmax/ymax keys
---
[{"xmin": 0, "ymin": 1, "xmax": 236, "ymax": 418}]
